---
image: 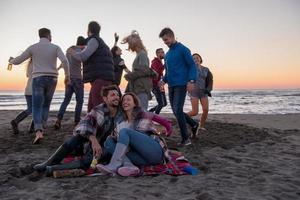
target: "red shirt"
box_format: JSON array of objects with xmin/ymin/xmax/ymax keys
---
[{"xmin": 151, "ymin": 57, "xmax": 165, "ymax": 86}]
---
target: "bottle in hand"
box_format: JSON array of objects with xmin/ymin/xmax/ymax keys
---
[
  {"xmin": 7, "ymin": 57, "xmax": 13, "ymax": 71},
  {"xmin": 90, "ymin": 157, "xmax": 98, "ymax": 169},
  {"xmin": 7, "ymin": 63, "xmax": 12, "ymax": 71}
]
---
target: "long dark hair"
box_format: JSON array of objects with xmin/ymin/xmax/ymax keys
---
[{"xmin": 121, "ymin": 92, "xmax": 143, "ymax": 121}]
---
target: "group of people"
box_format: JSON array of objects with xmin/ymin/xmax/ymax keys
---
[{"xmin": 8, "ymin": 21, "xmax": 213, "ymax": 176}]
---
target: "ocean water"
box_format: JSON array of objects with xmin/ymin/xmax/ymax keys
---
[{"xmin": 0, "ymin": 89, "xmax": 299, "ymax": 114}]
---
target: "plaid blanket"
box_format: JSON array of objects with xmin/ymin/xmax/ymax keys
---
[
  {"xmin": 140, "ymin": 150, "xmax": 191, "ymax": 176},
  {"xmin": 61, "ymin": 150, "xmax": 193, "ymax": 176}
]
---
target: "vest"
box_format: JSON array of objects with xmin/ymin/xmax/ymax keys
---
[{"xmin": 83, "ymin": 35, "xmax": 114, "ymax": 83}]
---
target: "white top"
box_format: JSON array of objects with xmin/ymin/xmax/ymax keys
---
[{"xmin": 112, "ymin": 121, "xmax": 131, "ymax": 138}]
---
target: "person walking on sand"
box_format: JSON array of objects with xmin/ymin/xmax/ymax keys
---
[
  {"xmin": 9, "ymin": 28, "xmax": 70, "ymax": 144},
  {"xmin": 10, "ymin": 59, "xmax": 34, "ymax": 134},
  {"xmin": 54, "ymin": 36, "xmax": 86, "ymax": 130},
  {"xmin": 122, "ymin": 31, "xmax": 157, "ymax": 110},
  {"xmin": 185, "ymin": 53, "xmax": 213, "ymax": 137},
  {"xmin": 34, "ymin": 85, "xmax": 124, "ymax": 175},
  {"xmin": 148, "ymin": 48, "xmax": 167, "ymax": 114},
  {"xmin": 159, "ymin": 27, "xmax": 197, "ymax": 146},
  {"xmin": 68, "ymin": 21, "xmax": 115, "ymax": 112}
]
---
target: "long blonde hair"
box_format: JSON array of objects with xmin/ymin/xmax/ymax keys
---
[{"xmin": 121, "ymin": 30, "xmax": 146, "ymax": 53}]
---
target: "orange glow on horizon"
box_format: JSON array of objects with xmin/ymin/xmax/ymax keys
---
[
  {"xmin": 1, "ymin": 75, "xmax": 299, "ymax": 91},
  {"xmin": 1, "ymin": 63, "xmax": 299, "ymax": 91}
]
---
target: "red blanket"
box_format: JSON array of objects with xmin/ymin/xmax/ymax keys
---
[{"xmin": 62, "ymin": 150, "xmax": 193, "ymax": 176}]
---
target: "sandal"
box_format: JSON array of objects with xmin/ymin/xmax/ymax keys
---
[{"xmin": 33, "ymin": 130, "xmax": 44, "ymax": 144}]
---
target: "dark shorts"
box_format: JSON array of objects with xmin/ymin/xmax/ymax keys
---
[{"xmin": 189, "ymin": 88, "xmax": 207, "ymax": 99}]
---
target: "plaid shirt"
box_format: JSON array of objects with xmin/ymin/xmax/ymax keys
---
[
  {"xmin": 131, "ymin": 112, "xmax": 157, "ymax": 134},
  {"xmin": 73, "ymin": 103, "xmax": 123, "ymax": 140}
]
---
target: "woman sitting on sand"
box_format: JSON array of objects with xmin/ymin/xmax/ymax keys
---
[{"xmin": 96, "ymin": 92, "xmax": 172, "ymax": 176}]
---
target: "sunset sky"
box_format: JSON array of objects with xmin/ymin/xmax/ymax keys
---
[{"xmin": 0, "ymin": 0, "xmax": 299, "ymax": 90}]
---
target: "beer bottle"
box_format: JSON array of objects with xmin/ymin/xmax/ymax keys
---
[
  {"xmin": 90, "ymin": 157, "xmax": 98, "ymax": 169},
  {"xmin": 7, "ymin": 63, "xmax": 12, "ymax": 71}
]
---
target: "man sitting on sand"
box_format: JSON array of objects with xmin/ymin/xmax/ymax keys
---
[{"xmin": 34, "ymin": 85, "xmax": 123, "ymax": 175}]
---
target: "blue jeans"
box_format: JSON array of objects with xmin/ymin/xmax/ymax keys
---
[
  {"xmin": 62, "ymin": 135, "xmax": 93, "ymax": 167},
  {"xmin": 185, "ymin": 113, "xmax": 198, "ymax": 128},
  {"xmin": 104, "ymin": 128, "xmax": 164, "ymax": 166},
  {"xmin": 169, "ymin": 85, "xmax": 189, "ymax": 141},
  {"xmin": 57, "ymin": 78, "xmax": 84, "ymax": 123},
  {"xmin": 13, "ymin": 95, "xmax": 32, "ymax": 124},
  {"xmin": 149, "ymin": 86, "xmax": 167, "ymax": 114},
  {"xmin": 137, "ymin": 92, "xmax": 149, "ymax": 111},
  {"xmin": 32, "ymin": 76, "xmax": 57, "ymax": 131}
]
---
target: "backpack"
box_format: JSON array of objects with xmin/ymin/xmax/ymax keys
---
[{"xmin": 205, "ymin": 69, "xmax": 213, "ymax": 97}]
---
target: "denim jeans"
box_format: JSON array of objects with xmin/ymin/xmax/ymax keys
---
[
  {"xmin": 62, "ymin": 135, "xmax": 93, "ymax": 167},
  {"xmin": 149, "ymin": 86, "xmax": 167, "ymax": 114},
  {"xmin": 13, "ymin": 95, "xmax": 32, "ymax": 124},
  {"xmin": 57, "ymin": 78, "xmax": 84, "ymax": 123},
  {"xmin": 104, "ymin": 128, "xmax": 164, "ymax": 166},
  {"xmin": 137, "ymin": 92, "xmax": 149, "ymax": 111},
  {"xmin": 169, "ymin": 85, "xmax": 189, "ymax": 141},
  {"xmin": 32, "ymin": 76, "xmax": 57, "ymax": 131},
  {"xmin": 184, "ymin": 113, "xmax": 198, "ymax": 128},
  {"xmin": 62, "ymin": 135, "xmax": 111, "ymax": 167}
]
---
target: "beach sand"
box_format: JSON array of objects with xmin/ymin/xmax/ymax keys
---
[{"xmin": 0, "ymin": 110, "xmax": 299, "ymax": 200}]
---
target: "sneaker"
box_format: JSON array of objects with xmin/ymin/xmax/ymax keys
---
[
  {"xmin": 117, "ymin": 166, "xmax": 140, "ymax": 177},
  {"xmin": 177, "ymin": 139, "xmax": 192, "ymax": 146},
  {"xmin": 96, "ymin": 164, "xmax": 116, "ymax": 176},
  {"xmin": 10, "ymin": 120, "xmax": 19, "ymax": 134}
]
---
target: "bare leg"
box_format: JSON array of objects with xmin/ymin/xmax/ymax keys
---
[
  {"xmin": 187, "ymin": 97, "xmax": 199, "ymax": 117},
  {"xmin": 200, "ymin": 97, "xmax": 209, "ymax": 128}
]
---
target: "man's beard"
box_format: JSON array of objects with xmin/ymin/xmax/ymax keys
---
[{"xmin": 110, "ymin": 101, "xmax": 120, "ymax": 107}]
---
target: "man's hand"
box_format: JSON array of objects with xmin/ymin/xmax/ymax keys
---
[
  {"xmin": 187, "ymin": 82, "xmax": 194, "ymax": 93},
  {"xmin": 89, "ymin": 135, "xmax": 102, "ymax": 158},
  {"xmin": 8, "ymin": 57, "xmax": 14, "ymax": 62},
  {"xmin": 114, "ymin": 33, "xmax": 119, "ymax": 43},
  {"xmin": 64, "ymin": 76, "xmax": 70, "ymax": 85},
  {"xmin": 151, "ymin": 69, "xmax": 159, "ymax": 79},
  {"xmin": 159, "ymin": 80, "xmax": 166, "ymax": 92}
]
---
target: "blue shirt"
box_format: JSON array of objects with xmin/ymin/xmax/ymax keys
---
[{"xmin": 163, "ymin": 42, "xmax": 197, "ymax": 87}]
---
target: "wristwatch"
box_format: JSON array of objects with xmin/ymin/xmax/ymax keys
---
[{"xmin": 189, "ymin": 80, "xmax": 195, "ymax": 83}]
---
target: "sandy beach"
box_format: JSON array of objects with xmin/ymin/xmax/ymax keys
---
[{"xmin": 0, "ymin": 110, "xmax": 299, "ymax": 200}]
